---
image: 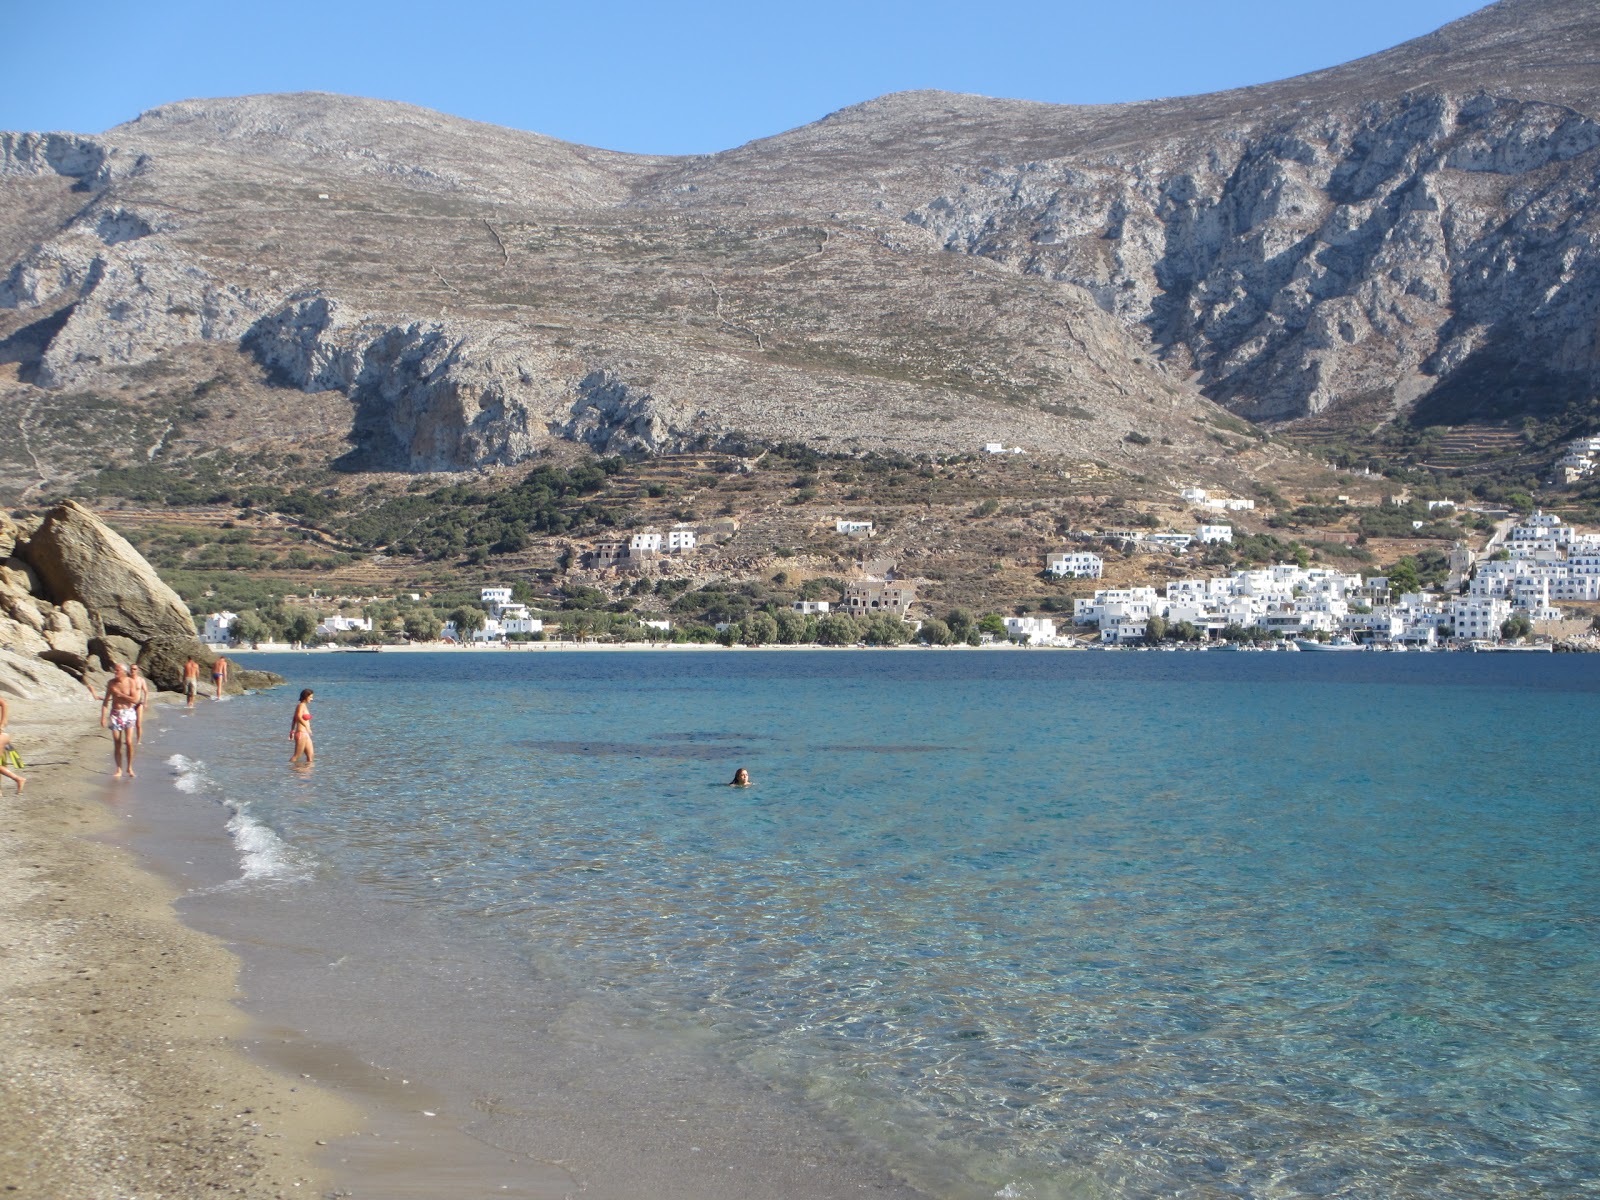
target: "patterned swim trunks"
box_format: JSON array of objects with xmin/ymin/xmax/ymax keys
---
[{"xmin": 109, "ymin": 708, "xmax": 136, "ymax": 732}]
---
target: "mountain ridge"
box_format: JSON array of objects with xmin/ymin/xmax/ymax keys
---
[{"xmin": 2, "ymin": 0, "xmax": 1597, "ymax": 499}]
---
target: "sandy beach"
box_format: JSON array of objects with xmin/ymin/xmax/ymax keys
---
[{"xmin": 0, "ymin": 693, "xmax": 358, "ymax": 1198}]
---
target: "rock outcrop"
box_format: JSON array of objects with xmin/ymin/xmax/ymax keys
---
[
  {"xmin": 902, "ymin": 89, "xmax": 1600, "ymax": 422},
  {"xmin": 20, "ymin": 500, "xmax": 197, "ymax": 645},
  {"xmin": 0, "ymin": 502, "xmax": 281, "ymax": 695}
]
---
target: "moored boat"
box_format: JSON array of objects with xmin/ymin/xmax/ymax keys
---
[{"xmin": 1294, "ymin": 637, "xmax": 1363, "ymax": 652}]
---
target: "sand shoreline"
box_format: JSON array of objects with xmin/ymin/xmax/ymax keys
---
[{"xmin": 0, "ymin": 692, "xmax": 357, "ymax": 1198}]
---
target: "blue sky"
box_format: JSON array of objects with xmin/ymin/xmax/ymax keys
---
[{"xmin": 4, "ymin": 1, "xmax": 1488, "ymax": 154}]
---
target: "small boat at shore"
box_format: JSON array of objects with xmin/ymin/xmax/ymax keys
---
[{"xmin": 1294, "ymin": 637, "xmax": 1363, "ymax": 652}]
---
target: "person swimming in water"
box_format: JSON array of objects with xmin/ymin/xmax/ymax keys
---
[
  {"xmin": 729, "ymin": 767, "xmax": 751, "ymax": 787},
  {"xmin": 289, "ymin": 688, "xmax": 314, "ymax": 766}
]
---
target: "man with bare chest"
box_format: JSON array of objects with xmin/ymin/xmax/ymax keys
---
[{"xmin": 101, "ymin": 664, "xmax": 141, "ymax": 778}]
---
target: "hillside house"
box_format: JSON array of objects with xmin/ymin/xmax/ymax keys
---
[
  {"xmin": 1046, "ymin": 551, "xmax": 1103, "ymax": 579},
  {"xmin": 844, "ymin": 578, "xmax": 916, "ymax": 618}
]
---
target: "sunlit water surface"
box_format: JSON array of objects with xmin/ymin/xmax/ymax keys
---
[{"xmin": 156, "ymin": 650, "xmax": 1600, "ymax": 1198}]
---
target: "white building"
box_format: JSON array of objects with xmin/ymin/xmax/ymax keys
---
[
  {"xmin": 315, "ymin": 614, "xmax": 373, "ymax": 637},
  {"xmin": 1508, "ymin": 510, "xmax": 1574, "ymax": 551},
  {"xmin": 1195, "ymin": 524, "xmax": 1234, "ymax": 544},
  {"xmin": 667, "ymin": 527, "xmax": 697, "ymax": 553},
  {"xmin": 1004, "ymin": 616, "xmax": 1058, "ymax": 645},
  {"xmin": 1146, "ymin": 532, "xmax": 1193, "ymax": 553},
  {"xmin": 481, "ymin": 587, "xmax": 513, "ymax": 609},
  {"xmin": 1075, "ymin": 587, "xmax": 1160, "ymax": 627},
  {"xmin": 1180, "ymin": 487, "xmax": 1209, "ymax": 504},
  {"xmin": 1202, "ymin": 497, "xmax": 1256, "ymax": 512},
  {"xmin": 640, "ymin": 619, "xmax": 671, "ymax": 632},
  {"xmin": 1046, "ymin": 551, "xmax": 1104, "ymax": 579},
  {"xmin": 202, "ymin": 611, "xmax": 238, "ymax": 645},
  {"xmin": 1450, "ymin": 596, "xmax": 1513, "ymax": 641},
  {"xmin": 835, "ymin": 520, "xmax": 874, "ymax": 538},
  {"xmin": 792, "ymin": 599, "xmax": 831, "ymax": 615},
  {"xmin": 630, "ymin": 531, "xmax": 664, "ymax": 556}
]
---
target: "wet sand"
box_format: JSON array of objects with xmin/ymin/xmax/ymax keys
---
[{"xmin": 0, "ymin": 693, "xmax": 358, "ymax": 1198}]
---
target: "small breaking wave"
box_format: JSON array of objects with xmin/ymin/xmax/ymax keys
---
[
  {"xmin": 167, "ymin": 753, "xmax": 312, "ymax": 885},
  {"xmin": 168, "ymin": 752, "xmax": 209, "ymax": 794},
  {"xmin": 225, "ymin": 808, "xmax": 312, "ymax": 883}
]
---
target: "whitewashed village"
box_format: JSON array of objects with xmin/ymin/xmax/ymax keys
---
[{"xmin": 199, "ymin": 498, "xmax": 1600, "ymax": 652}]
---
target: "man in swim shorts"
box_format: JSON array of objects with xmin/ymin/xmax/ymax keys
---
[
  {"xmin": 211, "ymin": 655, "xmax": 229, "ymax": 700},
  {"xmin": 101, "ymin": 664, "xmax": 141, "ymax": 778},
  {"xmin": 183, "ymin": 655, "xmax": 200, "ymax": 708}
]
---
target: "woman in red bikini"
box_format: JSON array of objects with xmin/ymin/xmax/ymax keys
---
[{"xmin": 289, "ymin": 689, "xmax": 314, "ymax": 766}]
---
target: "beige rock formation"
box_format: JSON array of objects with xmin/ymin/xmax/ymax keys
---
[
  {"xmin": 0, "ymin": 501, "xmax": 282, "ymax": 694},
  {"xmin": 18, "ymin": 499, "xmax": 197, "ymax": 645}
]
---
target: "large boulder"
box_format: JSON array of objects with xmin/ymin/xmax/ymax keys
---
[
  {"xmin": 137, "ymin": 637, "xmax": 284, "ymax": 693},
  {"xmin": 17, "ymin": 500, "xmax": 197, "ymax": 644}
]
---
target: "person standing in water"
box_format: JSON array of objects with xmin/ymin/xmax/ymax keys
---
[
  {"xmin": 729, "ymin": 767, "xmax": 751, "ymax": 787},
  {"xmin": 182, "ymin": 655, "xmax": 200, "ymax": 709},
  {"xmin": 211, "ymin": 655, "xmax": 229, "ymax": 700},
  {"xmin": 0, "ymin": 695, "xmax": 25, "ymax": 793},
  {"xmin": 102, "ymin": 664, "xmax": 141, "ymax": 778},
  {"xmin": 289, "ymin": 689, "xmax": 314, "ymax": 766}
]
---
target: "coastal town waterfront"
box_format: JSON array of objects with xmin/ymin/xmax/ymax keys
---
[{"xmin": 127, "ymin": 649, "xmax": 1600, "ymax": 1200}]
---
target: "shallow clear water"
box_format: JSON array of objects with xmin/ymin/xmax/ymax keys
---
[{"xmin": 160, "ymin": 650, "xmax": 1600, "ymax": 1198}]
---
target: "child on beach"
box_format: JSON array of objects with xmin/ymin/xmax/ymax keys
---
[{"xmin": 0, "ymin": 696, "xmax": 25, "ymax": 793}]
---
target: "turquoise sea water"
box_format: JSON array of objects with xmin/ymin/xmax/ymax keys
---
[{"xmin": 153, "ymin": 650, "xmax": 1599, "ymax": 1198}]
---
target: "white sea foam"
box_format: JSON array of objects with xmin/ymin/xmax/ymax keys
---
[
  {"xmin": 167, "ymin": 752, "xmax": 209, "ymax": 794},
  {"xmin": 166, "ymin": 753, "xmax": 310, "ymax": 884},
  {"xmin": 225, "ymin": 808, "xmax": 312, "ymax": 883}
]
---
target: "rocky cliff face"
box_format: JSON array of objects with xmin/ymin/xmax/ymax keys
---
[
  {"xmin": 904, "ymin": 88, "xmax": 1600, "ymax": 422},
  {"xmin": 1, "ymin": 0, "xmax": 1596, "ymax": 481}
]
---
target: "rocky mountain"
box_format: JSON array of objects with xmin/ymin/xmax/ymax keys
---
[{"xmin": 1, "ymin": 0, "xmax": 1596, "ymax": 492}]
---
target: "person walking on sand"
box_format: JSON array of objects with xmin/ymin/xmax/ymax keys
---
[
  {"xmin": 102, "ymin": 664, "xmax": 141, "ymax": 778},
  {"xmin": 182, "ymin": 655, "xmax": 200, "ymax": 708},
  {"xmin": 288, "ymin": 689, "xmax": 314, "ymax": 766},
  {"xmin": 211, "ymin": 655, "xmax": 229, "ymax": 700},
  {"xmin": 0, "ymin": 695, "xmax": 25, "ymax": 793},
  {"xmin": 129, "ymin": 663, "xmax": 150, "ymax": 744}
]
